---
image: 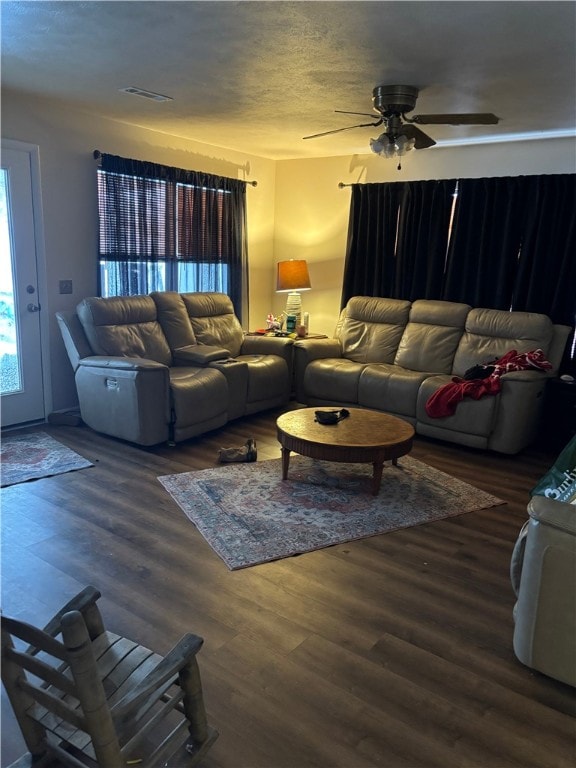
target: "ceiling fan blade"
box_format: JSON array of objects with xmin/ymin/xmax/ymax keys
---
[
  {"xmin": 303, "ymin": 118, "xmax": 383, "ymax": 140},
  {"xmin": 411, "ymin": 113, "xmax": 500, "ymax": 125},
  {"xmin": 335, "ymin": 110, "xmax": 379, "ymax": 118},
  {"xmin": 401, "ymin": 124, "xmax": 436, "ymax": 149}
]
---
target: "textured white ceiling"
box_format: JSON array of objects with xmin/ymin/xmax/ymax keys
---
[{"xmin": 2, "ymin": 1, "xmax": 575, "ymax": 159}]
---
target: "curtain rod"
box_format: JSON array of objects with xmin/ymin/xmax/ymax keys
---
[
  {"xmin": 92, "ymin": 150, "xmax": 257, "ymax": 186},
  {"xmin": 338, "ymin": 182, "xmax": 353, "ymax": 188}
]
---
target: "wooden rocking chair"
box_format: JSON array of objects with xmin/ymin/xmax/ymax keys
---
[{"xmin": 1, "ymin": 586, "xmax": 218, "ymax": 767}]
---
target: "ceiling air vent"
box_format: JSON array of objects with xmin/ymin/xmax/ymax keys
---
[{"xmin": 119, "ymin": 87, "xmax": 173, "ymax": 102}]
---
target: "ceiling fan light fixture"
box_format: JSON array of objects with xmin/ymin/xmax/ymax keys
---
[
  {"xmin": 383, "ymin": 142, "xmax": 396, "ymax": 158},
  {"xmin": 369, "ymin": 134, "xmax": 389, "ymax": 154},
  {"xmin": 370, "ymin": 132, "xmax": 415, "ymax": 158},
  {"xmin": 395, "ymin": 134, "xmax": 416, "ymax": 156}
]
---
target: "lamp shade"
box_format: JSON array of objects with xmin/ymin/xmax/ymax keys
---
[{"xmin": 276, "ymin": 260, "xmax": 311, "ymax": 292}]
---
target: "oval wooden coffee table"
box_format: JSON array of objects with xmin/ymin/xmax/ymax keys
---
[{"xmin": 276, "ymin": 407, "xmax": 415, "ymax": 496}]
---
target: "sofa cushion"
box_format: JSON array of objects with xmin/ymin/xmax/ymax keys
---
[
  {"xmin": 339, "ymin": 297, "xmax": 411, "ymax": 363},
  {"xmin": 152, "ymin": 291, "xmax": 197, "ymax": 349},
  {"xmin": 77, "ymin": 296, "xmax": 172, "ymax": 366},
  {"xmin": 394, "ymin": 300, "xmax": 470, "ymax": 374},
  {"xmin": 304, "ymin": 358, "xmax": 365, "ymax": 404},
  {"xmin": 237, "ymin": 354, "xmax": 290, "ymax": 411},
  {"xmin": 358, "ymin": 364, "xmax": 432, "ymax": 419},
  {"xmin": 169, "ymin": 366, "xmax": 228, "ymax": 427},
  {"xmin": 452, "ymin": 308, "xmax": 554, "ymax": 377},
  {"xmin": 180, "ymin": 292, "xmax": 244, "ymax": 357},
  {"xmin": 209, "ymin": 359, "xmax": 249, "ymax": 419}
]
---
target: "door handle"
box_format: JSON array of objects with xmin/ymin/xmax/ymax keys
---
[{"xmin": 27, "ymin": 303, "xmax": 40, "ymax": 313}]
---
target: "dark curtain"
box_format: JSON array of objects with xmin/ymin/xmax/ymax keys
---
[
  {"xmin": 442, "ymin": 176, "xmax": 528, "ymax": 309},
  {"xmin": 341, "ymin": 180, "xmax": 456, "ymax": 307},
  {"xmin": 512, "ymin": 174, "xmax": 576, "ymax": 326},
  {"xmin": 341, "ymin": 183, "xmax": 403, "ymax": 307},
  {"xmin": 342, "ymin": 173, "xmax": 575, "ymax": 327},
  {"xmin": 97, "ymin": 153, "xmax": 248, "ymax": 323},
  {"xmin": 394, "ymin": 179, "xmax": 455, "ymax": 299}
]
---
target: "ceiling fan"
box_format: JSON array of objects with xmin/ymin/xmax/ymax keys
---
[{"xmin": 303, "ymin": 85, "xmax": 500, "ymax": 159}]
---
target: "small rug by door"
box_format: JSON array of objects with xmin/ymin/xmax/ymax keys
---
[
  {"xmin": 0, "ymin": 431, "xmax": 94, "ymax": 487},
  {"xmin": 158, "ymin": 456, "xmax": 504, "ymax": 570}
]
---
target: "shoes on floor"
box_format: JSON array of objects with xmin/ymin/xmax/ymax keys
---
[
  {"xmin": 218, "ymin": 438, "xmax": 257, "ymax": 463},
  {"xmin": 245, "ymin": 438, "xmax": 257, "ymax": 462}
]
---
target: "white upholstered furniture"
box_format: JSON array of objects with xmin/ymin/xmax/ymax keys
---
[
  {"xmin": 57, "ymin": 292, "xmax": 293, "ymax": 446},
  {"xmin": 293, "ymin": 297, "xmax": 571, "ymax": 454},
  {"xmin": 511, "ymin": 495, "xmax": 576, "ymax": 686}
]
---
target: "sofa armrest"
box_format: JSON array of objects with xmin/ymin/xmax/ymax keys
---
[
  {"xmin": 240, "ymin": 335, "xmax": 294, "ymax": 376},
  {"xmin": 75, "ymin": 357, "xmax": 171, "ymax": 445},
  {"xmin": 499, "ymin": 370, "xmax": 554, "ymax": 383},
  {"xmin": 56, "ymin": 311, "xmax": 94, "ymax": 372},
  {"xmin": 487, "ymin": 372, "xmax": 551, "ymax": 453},
  {"xmin": 294, "ymin": 338, "xmax": 342, "ymax": 357},
  {"xmin": 78, "ymin": 355, "xmax": 168, "ymax": 371},
  {"xmin": 528, "ymin": 496, "xmax": 576, "ymax": 535},
  {"xmin": 293, "ymin": 338, "xmax": 342, "ymax": 403},
  {"xmin": 513, "ymin": 494, "xmax": 576, "ymax": 685},
  {"xmin": 173, "ymin": 345, "xmax": 230, "ymax": 366},
  {"xmin": 241, "ymin": 334, "xmax": 293, "ymax": 356}
]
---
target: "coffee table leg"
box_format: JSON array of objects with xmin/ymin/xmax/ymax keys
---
[
  {"xmin": 372, "ymin": 461, "xmax": 384, "ymax": 496},
  {"xmin": 281, "ymin": 447, "xmax": 291, "ymax": 480}
]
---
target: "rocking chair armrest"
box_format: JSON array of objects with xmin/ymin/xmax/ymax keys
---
[
  {"xmin": 111, "ymin": 633, "xmax": 204, "ymax": 721},
  {"xmin": 40, "ymin": 586, "xmax": 103, "ymax": 642}
]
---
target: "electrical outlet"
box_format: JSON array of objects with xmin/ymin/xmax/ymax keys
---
[{"xmin": 59, "ymin": 280, "xmax": 73, "ymax": 294}]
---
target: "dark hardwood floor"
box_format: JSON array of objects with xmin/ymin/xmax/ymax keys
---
[{"xmin": 1, "ymin": 408, "xmax": 575, "ymax": 767}]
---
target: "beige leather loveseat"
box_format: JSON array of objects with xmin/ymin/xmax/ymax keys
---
[
  {"xmin": 57, "ymin": 292, "xmax": 292, "ymax": 446},
  {"xmin": 294, "ymin": 297, "xmax": 571, "ymax": 454}
]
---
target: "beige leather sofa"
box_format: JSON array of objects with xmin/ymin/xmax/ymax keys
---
[
  {"xmin": 57, "ymin": 292, "xmax": 292, "ymax": 446},
  {"xmin": 294, "ymin": 297, "xmax": 571, "ymax": 454},
  {"xmin": 511, "ymin": 495, "xmax": 576, "ymax": 686}
]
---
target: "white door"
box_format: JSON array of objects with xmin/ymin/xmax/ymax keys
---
[{"xmin": 0, "ymin": 144, "xmax": 45, "ymax": 427}]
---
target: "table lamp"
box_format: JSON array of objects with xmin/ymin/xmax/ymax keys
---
[{"xmin": 276, "ymin": 259, "xmax": 311, "ymax": 326}]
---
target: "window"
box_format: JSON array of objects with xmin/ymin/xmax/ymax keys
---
[
  {"xmin": 99, "ymin": 259, "xmax": 229, "ymax": 299},
  {"xmin": 96, "ymin": 154, "xmax": 248, "ymax": 323}
]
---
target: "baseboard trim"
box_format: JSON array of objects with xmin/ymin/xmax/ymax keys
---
[{"xmin": 47, "ymin": 408, "xmax": 83, "ymax": 427}]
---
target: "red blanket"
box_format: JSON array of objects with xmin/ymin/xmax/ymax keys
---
[{"xmin": 425, "ymin": 349, "xmax": 552, "ymax": 418}]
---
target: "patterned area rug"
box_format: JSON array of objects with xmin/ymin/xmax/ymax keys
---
[
  {"xmin": 0, "ymin": 431, "xmax": 94, "ymax": 487},
  {"xmin": 158, "ymin": 456, "xmax": 504, "ymax": 570}
]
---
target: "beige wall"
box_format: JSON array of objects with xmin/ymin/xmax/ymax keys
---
[{"xmin": 2, "ymin": 89, "xmax": 575, "ymax": 410}]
